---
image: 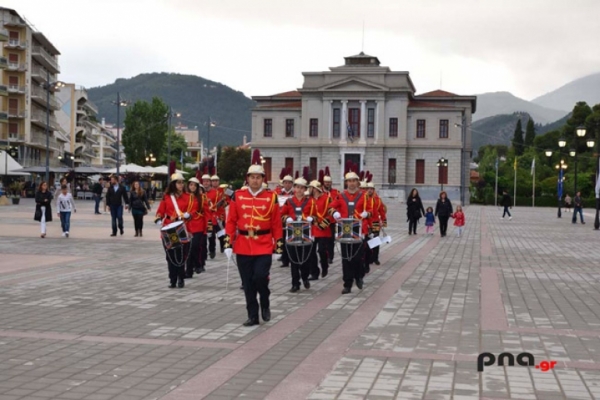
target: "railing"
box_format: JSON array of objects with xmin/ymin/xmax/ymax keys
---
[
  {"xmin": 31, "ymin": 85, "xmax": 61, "ymax": 110},
  {"xmin": 30, "ymin": 64, "xmax": 54, "ymax": 82},
  {"xmin": 5, "ymin": 39, "xmax": 27, "ymax": 49},
  {"xmin": 30, "ymin": 130, "xmax": 59, "ymax": 150},
  {"xmin": 8, "ymin": 108, "xmax": 27, "ymax": 118},
  {"xmin": 7, "ymin": 84, "xmax": 27, "ymax": 94},
  {"xmin": 7, "ymin": 62, "xmax": 27, "ymax": 72},
  {"xmin": 0, "ymin": 85, "xmax": 7, "ymax": 96},
  {"xmin": 83, "ymin": 100, "xmax": 98, "ymax": 114},
  {"xmin": 30, "ymin": 109, "xmax": 60, "ymax": 131},
  {"xmin": 0, "ymin": 57, "xmax": 7, "ymax": 69},
  {"xmin": 31, "ymin": 45, "xmax": 60, "ymax": 72}
]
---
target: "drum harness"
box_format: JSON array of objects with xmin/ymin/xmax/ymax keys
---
[
  {"xmin": 286, "ymin": 197, "xmax": 314, "ymax": 265},
  {"xmin": 338, "ymin": 191, "xmax": 365, "ymax": 261},
  {"xmin": 163, "ymin": 194, "xmax": 192, "ymax": 267}
]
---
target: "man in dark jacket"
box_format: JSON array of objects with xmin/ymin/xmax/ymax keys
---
[
  {"xmin": 106, "ymin": 175, "xmax": 129, "ymax": 236},
  {"xmin": 92, "ymin": 178, "xmax": 103, "ymax": 215},
  {"xmin": 501, "ymin": 190, "xmax": 512, "ymax": 220},
  {"xmin": 572, "ymin": 191, "xmax": 585, "ymax": 224}
]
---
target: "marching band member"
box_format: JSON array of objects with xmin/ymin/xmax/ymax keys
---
[
  {"xmin": 281, "ymin": 174, "xmax": 316, "ymax": 292},
  {"xmin": 275, "ymin": 170, "xmax": 294, "ymax": 268},
  {"xmin": 308, "ymin": 178, "xmax": 334, "ymax": 280},
  {"xmin": 322, "ymin": 167, "xmax": 338, "ymax": 264},
  {"xmin": 185, "ymin": 177, "xmax": 210, "ymax": 278},
  {"xmin": 201, "ymin": 171, "xmax": 214, "ymax": 261},
  {"xmin": 367, "ymin": 182, "xmax": 387, "ymax": 266},
  {"xmin": 207, "ymin": 174, "xmax": 229, "ymax": 256},
  {"xmin": 155, "ymin": 173, "xmax": 193, "ymax": 289},
  {"xmin": 225, "ymin": 150, "xmax": 283, "ymax": 326},
  {"xmin": 331, "ymin": 170, "xmax": 374, "ymax": 294}
]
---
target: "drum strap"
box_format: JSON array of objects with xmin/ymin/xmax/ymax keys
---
[
  {"xmin": 170, "ymin": 195, "xmax": 183, "ymax": 219},
  {"xmin": 287, "ymin": 197, "xmax": 309, "ymax": 219},
  {"xmin": 341, "ymin": 192, "xmax": 363, "ymax": 217}
]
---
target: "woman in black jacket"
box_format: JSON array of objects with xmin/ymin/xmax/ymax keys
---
[
  {"xmin": 34, "ymin": 181, "xmax": 54, "ymax": 238},
  {"xmin": 434, "ymin": 191, "xmax": 453, "ymax": 237},
  {"xmin": 129, "ymin": 180, "xmax": 150, "ymax": 237},
  {"xmin": 406, "ymin": 188, "xmax": 425, "ymax": 235}
]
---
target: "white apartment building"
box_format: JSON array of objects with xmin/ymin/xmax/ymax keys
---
[{"xmin": 251, "ymin": 52, "xmax": 477, "ymax": 202}]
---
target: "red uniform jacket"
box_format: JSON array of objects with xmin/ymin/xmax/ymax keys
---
[
  {"xmin": 323, "ymin": 188, "xmax": 339, "ymax": 223},
  {"xmin": 331, "ymin": 190, "xmax": 374, "ymax": 235},
  {"xmin": 186, "ymin": 193, "xmax": 211, "ymax": 234},
  {"xmin": 280, "ymin": 195, "xmax": 315, "ymax": 223},
  {"xmin": 207, "ymin": 187, "xmax": 229, "ymax": 226},
  {"xmin": 155, "ymin": 192, "xmax": 194, "ymax": 230},
  {"xmin": 311, "ymin": 194, "xmax": 334, "ymax": 238},
  {"xmin": 226, "ymin": 188, "xmax": 283, "ymax": 256},
  {"xmin": 452, "ymin": 211, "xmax": 465, "ymax": 227}
]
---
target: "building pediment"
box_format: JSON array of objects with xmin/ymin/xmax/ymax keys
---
[{"xmin": 316, "ymin": 77, "xmax": 389, "ymax": 92}]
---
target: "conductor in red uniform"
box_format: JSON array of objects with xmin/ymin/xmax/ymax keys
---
[{"xmin": 225, "ymin": 150, "xmax": 283, "ymax": 326}]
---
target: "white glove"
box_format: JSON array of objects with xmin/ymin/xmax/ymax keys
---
[
  {"xmin": 224, "ymin": 248, "xmax": 233, "ymax": 260},
  {"xmin": 333, "ymin": 212, "xmax": 341, "ymax": 220},
  {"xmin": 183, "ymin": 212, "xmax": 190, "ymax": 219},
  {"xmin": 361, "ymin": 211, "xmax": 369, "ymax": 218},
  {"xmin": 307, "ymin": 217, "xmax": 314, "ymax": 223},
  {"xmin": 286, "ymin": 217, "xmax": 294, "ymax": 223},
  {"xmin": 155, "ymin": 220, "xmax": 162, "ymax": 227}
]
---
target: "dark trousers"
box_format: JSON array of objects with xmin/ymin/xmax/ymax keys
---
[
  {"xmin": 289, "ymin": 245, "xmax": 313, "ymax": 287},
  {"xmin": 166, "ymin": 243, "xmax": 189, "ymax": 284},
  {"xmin": 109, "ymin": 205, "xmax": 124, "ymax": 234},
  {"xmin": 132, "ymin": 213, "xmax": 144, "ymax": 232},
  {"xmin": 208, "ymin": 229, "xmax": 225, "ymax": 254},
  {"xmin": 186, "ymin": 232, "xmax": 206, "ymax": 276},
  {"xmin": 408, "ymin": 217, "xmax": 418, "ymax": 234},
  {"xmin": 502, "ymin": 206, "xmax": 511, "ymax": 218},
  {"xmin": 93, "ymin": 194, "xmax": 101, "ymax": 214},
  {"xmin": 341, "ymin": 241, "xmax": 365, "ymax": 289},
  {"xmin": 312, "ymin": 237, "xmax": 331, "ymax": 277},
  {"xmin": 573, "ymin": 207, "xmax": 584, "ymax": 223},
  {"xmin": 370, "ymin": 232, "xmax": 380, "ymax": 263},
  {"xmin": 60, "ymin": 211, "xmax": 71, "ymax": 232},
  {"xmin": 328, "ymin": 223, "xmax": 336, "ymax": 261},
  {"xmin": 237, "ymin": 254, "xmax": 271, "ymax": 320},
  {"xmin": 201, "ymin": 231, "xmax": 208, "ymax": 264},
  {"xmin": 280, "ymin": 224, "xmax": 290, "ymax": 265},
  {"xmin": 438, "ymin": 216, "xmax": 449, "ymax": 236}
]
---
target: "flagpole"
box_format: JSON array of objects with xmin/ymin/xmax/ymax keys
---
[
  {"xmin": 532, "ymin": 157, "xmax": 535, "ymax": 207},
  {"xmin": 494, "ymin": 156, "xmax": 498, "ymax": 208},
  {"xmin": 513, "ymin": 157, "xmax": 517, "ymax": 207}
]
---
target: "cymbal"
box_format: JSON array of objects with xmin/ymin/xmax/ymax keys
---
[{"xmin": 219, "ymin": 183, "xmax": 229, "ymax": 188}]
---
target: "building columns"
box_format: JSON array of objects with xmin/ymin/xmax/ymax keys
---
[
  {"xmin": 329, "ymin": 100, "xmax": 333, "ymax": 144},
  {"xmin": 359, "ymin": 100, "xmax": 366, "ymax": 144},
  {"xmin": 340, "ymin": 100, "xmax": 347, "ymax": 145}
]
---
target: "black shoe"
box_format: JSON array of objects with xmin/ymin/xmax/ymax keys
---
[
  {"xmin": 303, "ymin": 279, "xmax": 310, "ymax": 289},
  {"xmin": 209, "ymin": 252, "xmax": 215, "ymax": 259},
  {"xmin": 322, "ymin": 270, "xmax": 328, "ymax": 278},
  {"xmin": 243, "ymin": 318, "xmax": 259, "ymax": 327},
  {"xmin": 582, "ymin": 222, "xmax": 586, "ymax": 224},
  {"xmin": 374, "ymin": 260, "xmax": 380, "ymax": 265},
  {"xmin": 110, "ymin": 233, "xmax": 117, "ymax": 237},
  {"xmin": 328, "ymin": 259, "xmax": 333, "ymax": 264},
  {"xmin": 178, "ymin": 280, "xmax": 184, "ymax": 288},
  {"xmin": 95, "ymin": 212, "xmax": 101, "ymax": 215},
  {"xmin": 200, "ymin": 266, "xmax": 206, "ymax": 272},
  {"xmin": 280, "ymin": 263, "xmax": 289, "ymax": 268},
  {"xmin": 134, "ymin": 231, "xmax": 139, "ymax": 237},
  {"xmin": 120, "ymin": 230, "xmax": 124, "ymax": 236},
  {"xmin": 194, "ymin": 267, "xmax": 201, "ymax": 274},
  {"xmin": 408, "ymin": 232, "xmax": 412, "ymax": 235},
  {"xmin": 356, "ymin": 278, "xmax": 364, "ymax": 290},
  {"xmin": 290, "ymin": 286, "xmax": 300, "ymax": 293},
  {"xmin": 139, "ymin": 231, "xmax": 143, "ymax": 237},
  {"xmin": 308, "ymin": 275, "xmax": 319, "ymax": 281},
  {"xmin": 185, "ymin": 274, "xmax": 193, "ymax": 279},
  {"xmin": 365, "ymin": 266, "xmax": 370, "ymax": 274},
  {"xmin": 220, "ymin": 248, "xmax": 224, "ymax": 253},
  {"xmin": 261, "ymin": 308, "xmax": 271, "ymax": 322},
  {"xmin": 169, "ymin": 283, "xmax": 176, "ymax": 288},
  {"xmin": 341, "ymin": 287, "xmax": 351, "ymax": 294},
  {"xmin": 240, "ymin": 285, "xmax": 244, "ymax": 290}
]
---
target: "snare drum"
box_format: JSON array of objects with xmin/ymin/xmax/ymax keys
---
[
  {"xmin": 336, "ymin": 218, "xmax": 363, "ymax": 244},
  {"xmin": 285, "ymin": 221, "xmax": 313, "ymax": 246},
  {"xmin": 161, "ymin": 220, "xmax": 190, "ymax": 250}
]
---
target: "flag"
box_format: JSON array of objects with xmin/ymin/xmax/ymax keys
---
[
  {"xmin": 558, "ymin": 168, "xmax": 564, "ymax": 199},
  {"xmin": 514, "ymin": 157, "xmax": 517, "ymax": 171},
  {"xmin": 180, "ymin": 150, "xmax": 184, "ymax": 167},
  {"xmin": 596, "ymin": 157, "xmax": 600, "ymax": 199},
  {"xmin": 530, "ymin": 158, "xmax": 535, "ymax": 176}
]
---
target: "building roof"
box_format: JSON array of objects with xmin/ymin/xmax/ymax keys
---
[
  {"xmin": 272, "ymin": 90, "xmax": 301, "ymax": 98},
  {"xmin": 344, "ymin": 52, "xmax": 381, "ymax": 66},
  {"xmin": 32, "ymin": 31, "xmax": 61, "ymax": 55},
  {"xmin": 407, "ymin": 101, "xmax": 457, "ymax": 109},
  {"xmin": 417, "ymin": 89, "xmax": 459, "ymax": 97},
  {"xmin": 258, "ymin": 101, "xmax": 302, "ymax": 109}
]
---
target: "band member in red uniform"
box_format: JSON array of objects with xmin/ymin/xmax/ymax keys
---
[
  {"xmin": 275, "ymin": 170, "xmax": 294, "ymax": 267},
  {"xmin": 207, "ymin": 174, "xmax": 227, "ymax": 258},
  {"xmin": 367, "ymin": 181, "xmax": 387, "ymax": 266},
  {"xmin": 281, "ymin": 176, "xmax": 316, "ymax": 292},
  {"xmin": 155, "ymin": 173, "xmax": 193, "ymax": 289},
  {"xmin": 185, "ymin": 177, "xmax": 210, "ymax": 278},
  {"xmin": 308, "ymin": 178, "xmax": 334, "ymax": 280},
  {"xmin": 322, "ymin": 167, "xmax": 339, "ymax": 264},
  {"xmin": 225, "ymin": 150, "xmax": 283, "ymax": 326},
  {"xmin": 331, "ymin": 171, "xmax": 374, "ymax": 294}
]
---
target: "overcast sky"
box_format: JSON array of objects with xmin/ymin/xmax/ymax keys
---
[{"xmin": 6, "ymin": 0, "xmax": 600, "ymax": 101}]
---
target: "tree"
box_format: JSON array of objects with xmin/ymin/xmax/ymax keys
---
[
  {"xmin": 159, "ymin": 129, "xmax": 190, "ymax": 167},
  {"xmin": 217, "ymin": 147, "xmax": 250, "ymax": 184},
  {"xmin": 122, "ymin": 97, "xmax": 169, "ymax": 165},
  {"xmin": 512, "ymin": 119, "xmax": 524, "ymax": 156},
  {"xmin": 525, "ymin": 118, "xmax": 536, "ymax": 148}
]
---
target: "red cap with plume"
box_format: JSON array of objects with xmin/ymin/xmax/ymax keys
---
[
  {"xmin": 168, "ymin": 160, "xmax": 176, "ymax": 175},
  {"xmin": 247, "ymin": 149, "xmax": 265, "ymax": 175},
  {"xmin": 196, "ymin": 170, "xmax": 202, "ymax": 180},
  {"xmin": 294, "ymin": 170, "xmax": 299, "ymax": 179},
  {"xmin": 318, "ymin": 169, "xmax": 324, "ymax": 185},
  {"xmin": 302, "ymin": 166, "xmax": 310, "ymax": 181},
  {"xmin": 279, "ymin": 168, "xmax": 287, "ymax": 180}
]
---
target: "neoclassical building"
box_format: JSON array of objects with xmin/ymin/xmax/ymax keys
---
[{"xmin": 251, "ymin": 53, "xmax": 476, "ymax": 203}]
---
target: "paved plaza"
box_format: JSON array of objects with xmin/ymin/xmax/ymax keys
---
[{"xmin": 1, "ymin": 199, "xmax": 600, "ymax": 400}]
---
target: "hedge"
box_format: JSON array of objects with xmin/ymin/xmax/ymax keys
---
[{"xmin": 471, "ymin": 195, "xmax": 599, "ymax": 208}]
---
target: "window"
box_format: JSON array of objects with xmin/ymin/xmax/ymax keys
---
[
  {"xmin": 285, "ymin": 119, "xmax": 294, "ymax": 137},
  {"xmin": 309, "ymin": 118, "xmax": 318, "ymax": 137},
  {"xmin": 8, "ymin": 123, "xmax": 18, "ymax": 136},
  {"xmin": 8, "ymin": 53, "xmax": 18, "ymax": 63},
  {"xmin": 388, "ymin": 159, "xmax": 396, "ymax": 184},
  {"xmin": 416, "ymin": 119, "xmax": 426, "ymax": 138},
  {"xmin": 389, "ymin": 118, "xmax": 398, "ymax": 138},
  {"xmin": 348, "ymin": 108, "xmax": 360, "ymax": 138},
  {"xmin": 439, "ymin": 119, "xmax": 449, "ymax": 139},
  {"xmin": 333, "ymin": 109, "xmax": 341, "ymax": 138},
  {"xmin": 438, "ymin": 163, "xmax": 448, "ymax": 185},
  {"xmin": 263, "ymin": 119, "xmax": 272, "ymax": 137},
  {"xmin": 415, "ymin": 159, "xmax": 425, "ymax": 184},
  {"xmin": 310, "ymin": 157, "xmax": 317, "ymax": 180},
  {"xmin": 263, "ymin": 157, "xmax": 272, "ymax": 182},
  {"xmin": 8, "ymin": 98, "xmax": 18, "ymax": 114},
  {"xmin": 367, "ymin": 108, "xmax": 375, "ymax": 138},
  {"xmin": 285, "ymin": 157, "xmax": 294, "ymax": 173},
  {"xmin": 8, "ymin": 76, "xmax": 18, "ymax": 86}
]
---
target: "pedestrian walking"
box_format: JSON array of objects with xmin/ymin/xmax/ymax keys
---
[
  {"xmin": 572, "ymin": 191, "xmax": 585, "ymax": 224},
  {"xmin": 564, "ymin": 194, "xmax": 572, "ymax": 213},
  {"xmin": 501, "ymin": 190, "xmax": 512, "ymax": 220},
  {"xmin": 102, "ymin": 180, "xmax": 109, "ymax": 214},
  {"xmin": 406, "ymin": 188, "xmax": 425, "ymax": 235},
  {"xmin": 106, "ymin": 175, "xmax": 129, "ymax": 237},
  {"xmin": 34, "ymin": 182, "xmax": 53, "ymax": 238},
  {"xmin": 129, "ymin": 180, "xmax": 151, "ymax": 237},
  {"xmin": 56, "ymin": 184, "xmax": 76, "ymax": 238},
  {"xmin": 434, "ymin": 191, "xmax": 453, "ymax": 237},
  {"xmin": 424, "ymin": 207, "xmax": 435, "ymax": 235},
  {"xmin": 185, "ymin": 177, "xmax": 210, "ymax": 278},
  {"xmin": 451, "ymin": 205, "xmax": 465, "ymax": 237},
  {"xmin": 92, "ymin": 178, "xmax": 103, "ymax": 215}
]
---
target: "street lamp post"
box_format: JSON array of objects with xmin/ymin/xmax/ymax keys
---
[
  {"xmin": 436, "ymin": 157, "xmax": 448, "ymax": 192},
  {"xmin": 145, "ymin": 153, "xmax": 156, "ymax": 165},
  {"xmin": 556, "ymin": 138, "xmax": 567, "ymax": 218},
  {"xmin": 43, "ymin": 70, "xmax": 64, "ymax": 183},
  {"xmin": 166, "ymin": 108, "xmax": 181, "ymax": 183},
  {"xmin": 112, "ymin": 92, "xmax": 128, "ymax": 176},
  {"xmin": 206, "ymin": 117, "xmax": 216, "ymax": 159}
]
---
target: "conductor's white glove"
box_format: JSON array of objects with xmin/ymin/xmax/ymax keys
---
[
  {"xmin": 155, "ymin": 218, "xmax": 162, "ymax": 227},
  {"xmin": 286, "ymin": 217, "xmax": 294, "ymax": 224},
  {"xmin": 224, "ymin": 248, "xmax": 233, "ymax": 260},
  {"xmin": 333, "ymin": 212, "xmax": 341, "ymax": 220},
  {"xmin": 183, "ymin": 212, "xmax": 191, "ymax": 219},
  {"xmin": 360, "ymin": 211, "xmax": 369, "ymax": 218},
  {"xmin": 307, "ymin": 216, "xmax": 314, "ymax": 223}
]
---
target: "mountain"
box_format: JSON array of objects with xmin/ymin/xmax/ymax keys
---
[
  {"xmin": 532, "ymin": 72, "xmax": 600, "ymax": 112},
  {"xmin": 474, "ymin": 91, "xmax": 567, "ymax": 124},
  {"xmin": 472, "ymin": 112, "xmax": 536, "ymax": 152},
  {"xmin": 87, "ymin": 73, "xmax": 255, "ymax": 146},
  {"xmin": 537, "ymin": 113, "xmax": 571, "ymax": 136}
]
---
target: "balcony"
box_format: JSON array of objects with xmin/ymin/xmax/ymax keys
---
[
  {"xmin": 30, "ymin": 64, "xmax": 54, "ymax": 83},
  {"xmin": 8, "ymin": 108, "xmax": 27, "ymax": 119},
  {"xmin": 30, "ymin": 109, "xmax": 60, "ymax": 131},
  {"xmin": 7, "ymin": 62, "xmax": 27, "ymax": 72},
  {"xmin": 83, "ymin": 100, "xmax": 98, "ymax": 115},
  {"xmin": 0, "ymin": 112, "xmax": 7, "ymax": 123},
  {"xmin": 32, "ymin": 45, "xmax": 60, "ymax": 74},
  {"xmin": 0, "ymin": 57, "xmax": 7, "ymax": 69},
  {"xmin": 4, "ymin": 15, "xmax": 27, "ymax": 27},
  {"xmin": 31, "ymin": 85, "xmax": 61, "ymax": 110},
  {"xmin": 0, "ymin": 85, "xmax": 7, "ymax": 97},
  {"xmin": 30, "ymin": 130, "xmax": 59, "ymax": 151},
  {"xmin": 4, "ymin": 39, "xmax": 27, "ymax": 50},
  {"xmin": 0, "ymin": 28, "xmax": 8, "ymax": 42},
  {"xmin": 7, "ymin": 84, "xmax": 27, "ymax": 95}
]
